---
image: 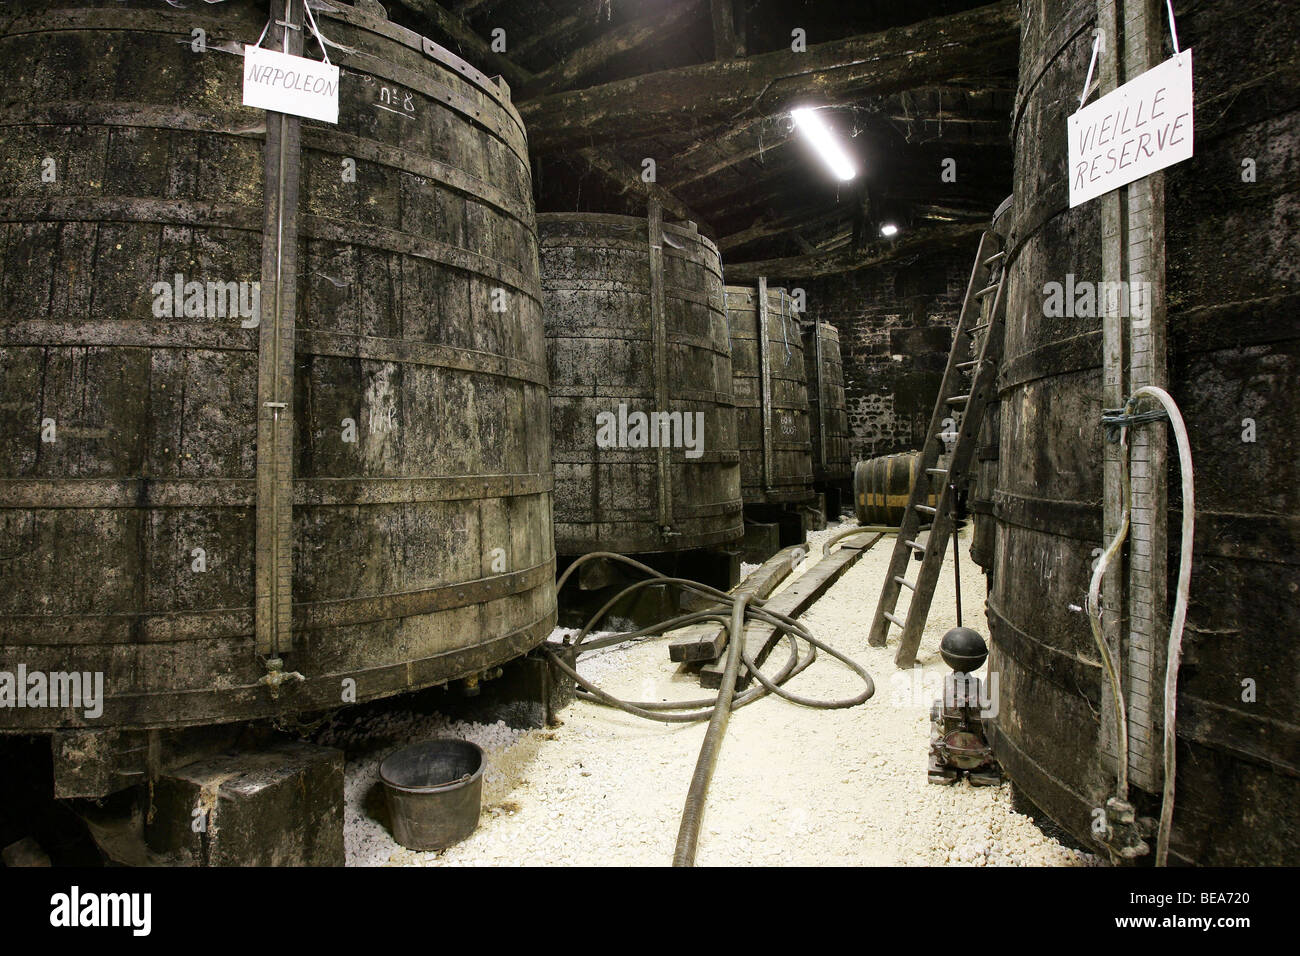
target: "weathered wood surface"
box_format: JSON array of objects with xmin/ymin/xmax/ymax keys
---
[
  {"xmin": 801, "ymin": 322, "xmax": 851, "ymax": 484},
  {"xmin": 524, "ymin": 0, "xmax": 706, "ymax": 98},
  {"xmin": 723, "ymin": 222, "xmax": 986, "ymax": 280},
  {"xmin": 517, "ymin": 1, "xmax": 1019, "ymax": 150},
  {"xmin": 393, "ymin": 0, "xmax": 535, "ymax": 89},
  {"xmin": 666, "ymin": 544, "xmax": 803, "ymax": 663},
  {"xmin": 991, "ymin": 0, "xmax": 1300, "ymax": 865},
  {"xmin": 725, "ymin": 283, "xmax": 815, "ymax": 506},
  {"xmin": 540, "ymin": 212, "xmax": 742, "ymax": 554},
  {"xmin": 0, "ymin": 0, "xmax": 555, "ymax": 730},
  {"xmin": 698, "ymin": 534, "xmax": 882, "ymax": 688}
]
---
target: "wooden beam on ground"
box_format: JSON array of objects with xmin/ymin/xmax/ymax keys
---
[
  {"xmin": 724, "ymin": 222, "xmax": 986, "ymax": 279},
  {"xmin": 395, "ymin": 0, "xmax": 535, "ymax": 89},
  {"xmin": 667, "ymin": 546, "xmax": 805, "ymax": 664},
  {"xmin": 699, "ymin": 535, "xmax": 884, "ymax": 689},
  {"xmin": 524, "ymin": 0, "xmax": 706, "ymax": 98},
  {"xmin": 518, "ymin": 0, "xmax": 1018, "ymax": 151}
]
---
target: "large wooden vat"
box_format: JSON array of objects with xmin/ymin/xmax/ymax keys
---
[
  {"xmin": 0, "ymin": 0, "xmax": 555, "ymax": 732},
  {"xmin": 801, "ymin": 321, "xmax": 852, "ymax": 486},
  {"xmin": 724, "ymin": 282, "xmax": 815, "ymax": 506},
  {"xmin": 991, "ymin": 0, "xmax": 1299, "ymax": 864},
  {"xmin": 540, "ymin": 212, "xmax": 742, "ymax": 555},
  {"xmin": 853, "ymin": 452, "xmax": 936, "ymax": 526}
]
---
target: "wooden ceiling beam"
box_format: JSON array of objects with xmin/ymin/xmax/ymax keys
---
[
  {"xmin": 394, "ymin": 0, "xmax": 536, "ymax": 89},
  {"xmin": 717, "ymin": 206, "xmax": 848, "ymax": 252},
  {"xmin": 397, "ymin": 1, "xmax": 706, "ymax": 228},
  {"xmin": 509, "ymin": 11, "xmax": 589, "ymax": 60},
  {"xmin": 452, "ymin": 0, "xmax": 505, "ymax": 18},
  {"xmin": 670, "ymin": 126, "xmax": 795, "ymax": 190},
  {"xmin": 518, "ymin": 0, "xmax": 1018, "ymax": 151},
  {"xmin": 575, "ymin": 148, "xmax": 712, "ymax": 230},
  {"xmin": 523, "ymin": 0, "xmax": 706, "ymax": 98},
  {"xmin": 710, "ymin": 0, "xmax": 745, "ymax": 60},
  {"xmin": 724, "ymin": 222, "xmax": 986, "ymax": 279}
]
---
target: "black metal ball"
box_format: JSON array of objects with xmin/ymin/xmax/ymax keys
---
[{"xmin": 940, "ymin": 626, "xmax": 988, "ymax": 673}]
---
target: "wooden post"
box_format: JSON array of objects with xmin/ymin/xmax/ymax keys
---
[
  {"xmin": 255, "ymin": 0, "xmax": 304, "ymax": 657},
  {"xmin": 647, "ymin": 201, "xmax": 673, "ymax": 531},
  {"xmin": 1096, "ymin": 0, "xmax": 1168, "ymax": 792},
  {"xmin": 757, "ymin": 277, "xmax": 773, "ymax": 494}
]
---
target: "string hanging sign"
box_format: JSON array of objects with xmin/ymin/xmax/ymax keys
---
[
  {"xmin": 242, "ymin": 8, "xmax": 339, "ymax": 124},
  {"xmin": 1067, "ymin": 4, "xmax": 1192, "ymax": 207}
]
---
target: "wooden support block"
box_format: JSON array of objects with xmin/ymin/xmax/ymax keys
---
[
  {"xmin": 667, "ymin": 545, "xmax": 804, "ymax": 663},
  {"xmin": 699, "ymin": 535, "xmax": 881, "ymax": 688},
  {"xmin": 776, "ymin": 508, "xmax": 808, "ymax": 547},
  {"xmin": 740, "ymin": 520, "xmax": 781, "ymax": 562}
]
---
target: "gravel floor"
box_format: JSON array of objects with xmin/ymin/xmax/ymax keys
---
[{"xmin": 323, "ymin": 520, "xmax": 1103, "ymax": 867}]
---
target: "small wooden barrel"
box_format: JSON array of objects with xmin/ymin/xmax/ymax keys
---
[{"xmin": 853, "ymin": 452, "xmax": 935, "ymax": 525}]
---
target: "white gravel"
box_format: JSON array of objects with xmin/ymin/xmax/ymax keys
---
[{"xmin": 325, "ymin": 520, "xmax": 1103, "ymax": 867}]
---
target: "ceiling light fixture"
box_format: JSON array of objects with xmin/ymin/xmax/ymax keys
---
[{"xmin": 791, "ymin": 107, "xmax": 856, "ymax": 181}]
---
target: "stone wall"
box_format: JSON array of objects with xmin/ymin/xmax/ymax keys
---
[{"xmin": 776, "ymin": 248, "xmax": 972, "ymax": 462}]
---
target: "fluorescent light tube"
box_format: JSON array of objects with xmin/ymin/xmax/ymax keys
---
[{"xmin": 792, "ymin": 107, "xmax": 856, "ymax": 181}]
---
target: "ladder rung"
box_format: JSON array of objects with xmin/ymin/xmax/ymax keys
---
[
  {"xmin": 983, "ymin": 251, "xmax": 1006, "ymax": 266},
  {"xmin": 926, "ymin": 467, "xmax": 947, "ymax": 476},
  {"xmin": 894, "ymin": 576, "xmax": 915, "ymax": 591},
  {"xmin": 915, "ymin": 504, "xmax": 937, "ymax": 515},
  {"xmin": 956, "ymin": 360, "xmax": 978, "ymax": 370},
  {"xmin": 974, "ymin": 282, "xmax": 1000, "ymax": 298},
  {"xmin": 905, "ymin": 539, "xmax": 925, "ymax": 551},
  {"xmin": 884, "ymin": 612, "xmax": 906, "ymax": 628},
  {"xmin": 968, "ymin": 322, "xmax": 991, "ymax": 333},
  {"xmin": 947, "ymin": 395, "xmax": 969, "ymax": 406}
]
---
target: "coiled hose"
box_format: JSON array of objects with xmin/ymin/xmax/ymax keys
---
[{"xmin": 542, "ymin": 550, "xmax": 877, "ymax": 865}]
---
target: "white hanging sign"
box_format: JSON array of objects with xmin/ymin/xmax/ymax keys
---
[
  {"xmin": 1067, "ymin": 50, "xmax": 1193, "ymax": 208},
  {"xmin": 242, "ymin": 45, "xmax": 339, "ymax": 124}
]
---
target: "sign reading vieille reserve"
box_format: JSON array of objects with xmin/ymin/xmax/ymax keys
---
[
  {"xmin": 242, "ymin": 45, "xmax": 339, "ymax": 124},
  {"xmin": 1067, "ymin": 51, "xmax": 1193, "ymax": 207}
]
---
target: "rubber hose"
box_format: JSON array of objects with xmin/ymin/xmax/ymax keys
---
[{"xmin": 673, "ymin": 595, "xmax": 749, "ymax": 867}]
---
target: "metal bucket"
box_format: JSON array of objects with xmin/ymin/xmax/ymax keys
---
[{"xmin": 379, "ymin": 739, "xmax": 484, "ymax": 851}]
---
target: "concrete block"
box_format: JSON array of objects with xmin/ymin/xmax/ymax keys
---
[
  {"xmin": 448, "ymin": 650, "xmax": 574, "ymax": 730},
  {"xmin": 145, "ymin": 741, "xmax": 344, "ymax": 866}
]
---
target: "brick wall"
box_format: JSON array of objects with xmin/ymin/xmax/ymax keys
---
[{"xmin": 774, "ymin": 249, "xmax": 971, "ymax": 462}]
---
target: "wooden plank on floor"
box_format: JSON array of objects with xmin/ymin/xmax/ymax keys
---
[
  {"xmin": 667, "ymin": 545, "xmax": 805, "ymax": 663},
  {"xmin": 699, "ymin": 534, "xmax": 883, "ymax": 689}
]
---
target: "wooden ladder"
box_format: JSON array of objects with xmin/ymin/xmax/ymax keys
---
[{"xmin": 867, "ymin": 227, "xmax": 1009, "ymax": 667}]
